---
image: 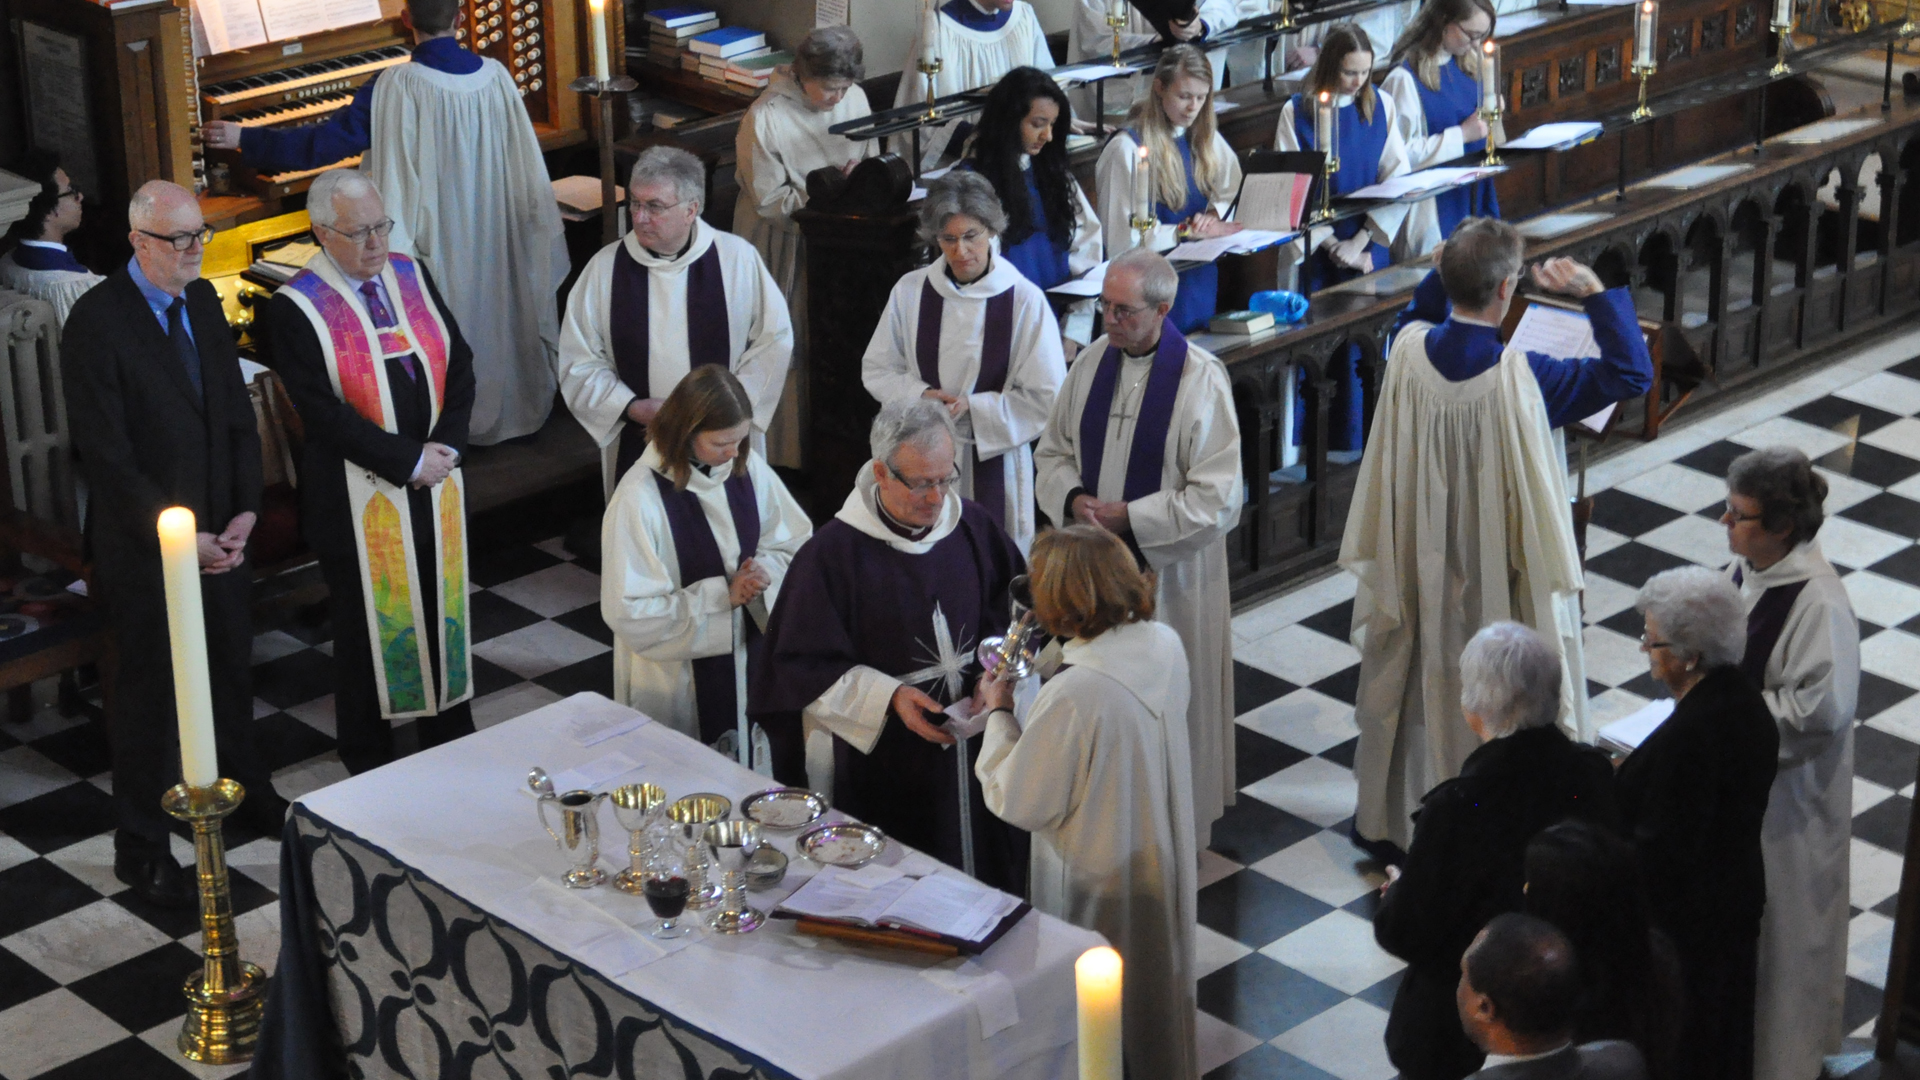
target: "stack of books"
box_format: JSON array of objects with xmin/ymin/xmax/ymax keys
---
[
  {"xmin": 644, "ymin": 6, "xmax": 719, "ymax": 71},
  {"xmin": 724, "ymin": 50, "xmax": 790, "ymax": 92},
  {"xmin": 689, "ymin": 26, "xmax": 769, "ymax": 85}
]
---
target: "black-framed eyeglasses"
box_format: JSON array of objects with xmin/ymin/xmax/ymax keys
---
[
  {"xmin": 1720, "ymin": 501, "xmax": 1765, "ymax": 524},
  {"xmin": 936, "ymin": 228, "xmax": 989, "ymax": 248},
  {"xmin": 632, "ymin": 198, "xmax": 690, "ymax": 218},
  {"xmin": 886, "ymin": 464, "xmax": 961, "ymax": 495},
  {"xmin": 139, "ymin": 226, "xmax": 214, "ymax": 251},
  {"xmin": 1098, "ymin": 298, "xmax": 1153, "ymax": 320},
  {"xmin": 56, "ymin": 188, "xmax": 82, "ymax": 203},
  {"xmin": 1639, "ymin": 634, "xmax": 1673, "ymax": 651},
  {"xmin": 1454, "ymin": 21, "xmax": 1491, "ymax": 44},
  {"xmin": 318, "ymin": 218, "xmax": 395, "ymax": 245}
]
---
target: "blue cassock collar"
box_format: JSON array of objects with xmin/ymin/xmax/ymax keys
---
[
  {"xmin": 412, "ymin": 35, "xmax": 483, "ymax": 74},
  {"xmin": 1423, "ymin": 319, "xmax": 1505, "ymax": 382},
  {"xmin": 10, "ymin": 242, "xmax": 88, "ymax": 274},
  {"xmin": 941, "ymin": 0, "xmax": 1012, "ymax": 31}
]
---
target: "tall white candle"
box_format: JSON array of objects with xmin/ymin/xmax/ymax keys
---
[
  {"xmin": 1076, "ymin": 946, "xmax": 1122, "ymax": 1080},
  {"xmin": 1314, "ymin": 90, "xmax": 1332, "ymax": 154},
  {"xmin": 1771, "ymin": 0, "xmax": 1791, "ymax": 27},
  {"xmin": 921, "ymin": 0, "xmax": 941, "ymax": 68},
  {"xmin": 158, "ymin": 507, "xmax": 218, "ymax": 790},
  {"xmin": 1132, "ymin": 143, "xmax": 1151, "ymax": 227},
  {"xmin": 1108, "ymin": 0, "xmax": 1126, "ymax": 20},
  {"xmin": 1479, "ymin": 41, "xmax": 1499, "ymax": 112},
  {"xmin": 588, "ymin": 0, "xmax": 610, "ymax": 81},
  {"xmin": 1634, "ymin": 0, "xmax": 1657, "ymax": 67}
]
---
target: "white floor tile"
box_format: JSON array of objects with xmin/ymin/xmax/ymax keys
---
[
  {"xmin": 274, "ymin": 755, "xmax": 350, "ymax": 802},
  {"xmin": 1583, "ymin": 625, "xmax": 1650, "ymax": 688},
  {"xmin": 1889, "ymin": 471, "xmax": 1920, "ymax": 503},
  {"xmin": 0, "ymin": 744, "xmax": 80, "ymax": 810},
  {"xmin": 471, "ymin": 682, "xmax": 567, "ymax": 730},
  {"xmin": 1195, "ymin": 924, "xmax": 1254, "ymax": 980},
  {"xmin": 1233, "ymin": 572, "xmax": 1358, "ymax": 644},
  {"xmin": 0, "ymin": 834, "xmax": 37, "ymax": 875},
  {"xmin": 1735, "ymin": 416, "xmax": 1856, "ymax": 460},
  {"xmin": 1241, "ymin": 757, "xmax": 1359, "ymax": 828},
  {"xmin": 1583, "ymin": 524, "xmax": 1630, "ymax": 559},
  {"xmin": 1637, "ymin": 514, "xmax": 1737, "ymax": 567},
  {"xmin": 286, "ymin": 695, "xmax": 337, "ymax": 738},
  {"xmin": 1821, "ymin": 521, "xmax": 1915, "ymax": 572},
  {"xmin": 1852, "ymin": 838, "xmax": 1905, "ymax": 909},
  {"xmin": 0, "ymin": 898, "xmax": 173, "ymax": 984},
  {"xmin": 1249, "ymin": 831, "xmax": 1382, "ymax": 907},
  {"xmin": 471, "ymin": 621, "xmax": 609, "ymax": 680},
  {"xmin": 1238, "ymin": 689, "xmax": 1358, "ymax": 755},
  {"xmin": 1855, "ymin": 776, "xmax": 1897, "ymax": 816},
  {"xmin": 1813, "ymin": 466, "xmax": 1884, "ymax": 514},
  {"xmin": 1616, "ymin": 463, "xmax": 1733, "ymax": 513},
  {"xmin": 250, "ymin": 630, "xmax": 310, "ymax": 665},
  {"xmin": 1835, "ymin": 372, "xmax": 1920, "ymax": 417},
  {"xmin": 3, "ymin": 707, "xmax": 89, "ymax": 743},
  {"xmin": 1861, "ymin": 629, "xmax": 1920, "ymax": 691},
  {"xmin": 1270, "ymin": 997, "xmax": 1397, "ymax": 1080},
  {"xmin": 487, "ymin": 562, "xmax": 605, "ymax": 619},
  {"xmin": 1195, "ymin": 1008, "xmax": 1266, "ymax": 1075},
  {"xmin": 137, "ymin": 1020, "xmax": 252, "ymax": 1078},
  {"xmin": 0, "ymin": 989, "xmax": 131, "ymax": 1079},
  {"xmin": 1261, "ymin": 910, "xmax": 1406, "ymax": 995},
  {"xmin": 1843, "ymin": 572, "xmax": 1920, "ymax": 630},
  {"xmin": 1588, "ymin": 687, "xmax": 1655, "ymax": 728},
  {"xmin": 43, "ymin": 833, "xmax": 127, "ymax": 896},
  {"xmin": 1581, "ymin": 574, "xmax": 1641, "ymax": 626},
  {"xmin": 1862, "ymin": 418, "xmax": 1920, "ymax": 460},
  {"xmin": 226, "ymin": 837, "xmax": 284, "ymax": 891},
  {"xmin": 1197, "ymin": 849, "xmax": 1242, "ymax": 890},
  {"xmin": 1866, "ymin": 693, "xmax": 1920, "ymax": 742},
  {"xmin": 1235, "ymin": 625, "xmax": 1361, "ymax": 688},
  {"xmin": 1848, "ymin": 910, "xmax": 1895, "ymax": 989}
]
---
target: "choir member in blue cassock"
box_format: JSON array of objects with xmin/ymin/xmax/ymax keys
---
[
  {"xmin": 1383, "ymin": 0, "xmax": 1501, "ymax": 244},
  {"xmin": 1095, "ymin": 46, "xmax": 1243, "ymax": 336},
  {"xmin": 750, "ymin": 399, "xmax": 1030, "ymax": 894},
  {"xmin": 1275, "ymin": 24, "xmax": 1418, "ymax": 453}
]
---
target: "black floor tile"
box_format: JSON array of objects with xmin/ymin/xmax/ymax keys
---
[
  {"xmin": 1842, "ymin": 493, "xmax": 1920, "ymax": 539},
  {"xmin": 1844, "ymin": 976, "xmax": 1885, "ymax": 1037},
  {"xmin": 1310, "ymin": 666, "xmax": 1361, "ymax": 707},
  {"xmin": 1871, "ymin": 547, "xmax": 1920, "ymax": 588},
  {"xmin": 1198, "ymin": 871, "xmax": 1334, "ymax": 948},
  {"xmin": 469, "ymin": 545, "xmax": 565, "ymax": 589},
  {"xmin": 0, "ymin": 939, "xmax": 61, "ymax": 1012},
  {"xmin": 1788, "ymin": 396, "xmax": 1902, "ymax": 437},
  {"xmin": 1203, "ymin": 1043, "xmax": 1344, "ymax": 1080},
  {"xmin": 252, "ymin": 713, "xmax": 336, "ymax": 773},
  {"xmin": 1854, "ymin": 724, "xmax": 1920, "ymax": 791},
  {"xmin": 1620, "ymin": 672, "xmax": 1666, "ymax": 701},
  {"xmin": 1888, "ymin": 355, "xmax": 1920, "ymax": 382},
  {"xmin": 112, "ymin": 866, "xmax": 277, "ymax": 940},
  {"xmin": 66, "ymin": 942, "xmax": 204, "ymax": 1033},
  {"xmin": 1234, "ymin": 662, "xmax": 1297, "ymax": 716},
  {"xmin": 553, "ymin": 605, "xmax": 617, "ymax": 646},
  {"xmin": 1586, "ymin": 542, "xmax": 1696, "ymax": 590},
  {"xmin": 1816, "ymin": 443, "xmax": 1920, "ymax": 489},
  {"xmin": 1355, "ymin": 968, "xmax": 1403, "ymax": 1011},
  {"xmin": 33, "ymin": 1037, "xmax": 188, "ymax": 1080},
  {"xmin": 1208, "ymin": 798, "xmax": 1322, "ymax": 865},
  {"xmin": 1320, "ymin": 737, "xmax": 1358, "ymax": 770},
  {"xmin": 469, "ymin": 590, "xmax": 545, "ymax": 643},
  {"xmin": 1875, "ymin": 891, "xmax": 1902, "ymax": 918},
  {"xmin": 1858, "ymin": 673, "xmax": 1918, "ymax": 721},
  {"xmin": 1600, "ymin": 606, "xmax": 1646, "ymax": 641},
  {"xmin": 1587, "ymin": 490, "xmax": 1685, "ymax": 536},
  {"xmin": 0, "ymin": 781, "xmax": 118, "ymax": 854},
  {"xmin": 1343, "ymin": 887, "xmax": 1383, "ymax": 922},
  {"xmin": 1299, "ymin": 600, "xmax": 1355, "ymax": 643},
  {"xmin": 0, "ymin": 859, "xmax": 100, "ymax": 937},
  {"xmin": 1855, "ymin": 795, "xmax": 1913, "ymax": 853},
  {"xmin": 26, "ymin": 721, "xmax": 112, "ymax": 780},
  {"xmin": 472, "ymin": 654, "xmax": 523, "ymax": 698},
  {"xmin": 1674, "ymin": 440, "xmax": 1756, "ymax": 480},
  {"xmin": 250, "ymin": 649, "xmax": 339, "ymax": 710},
  {"xmin": 1195, "ymin": 952, "xmax": 1347, "ymax": 1040},
  {"xmin": 1861, "ymin": 620, "xmax": 1886, "ymax": 639},
  {"xmin": 1586, "ymin": 679, "xmax": 1611, "ymax": 700},
  {"xmin": 533, "ymin": 652, "xmax": 616, "ymax": 699},
  {"xmin": 1237, "ymin": 726, "xmax": 1309, "ymax": 788}
]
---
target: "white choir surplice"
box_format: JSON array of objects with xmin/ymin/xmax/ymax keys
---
[
  {"xmin": 861, "ymin": 255, "xmax": 1067, "ymax": 552},
  {"xmin": 1731, "ymin": 539, "xmax": 1859, "ymax": 1080},
  {"xmin": 1063, "ymin": 0, "xmax": 1234, "ymax": 123},
  {"xmin": 895, "ymin": 0, "xmax": 1055, "ymax": 168},
  {"xmin": 976, "ymin": 619, "xmax": 1199, "ymax": 1080},
  {"xmin": 1093, "ymin": 128, "xmax": 1241, "ymax": 259},
  {"xmin": 1339, "ymin": 319, "xmax": 1587, "ymax": 850},
  {"xmin": 1034, "ymin": 333, "xmax": 1242, "ymax": 846},
  {"xmin": 364, "ymin": 59, "xmax": 568, "ymax": 444},
  {"xmin": 601, "ymin": 442, "xmax": 813, "ymax": 745},
  {"xmin": 556, "ymin": 219, "xmax": 793, "ymax": 497},
  {"xmin": 0, "ymin": 245, "xmax": 103, "ymax": 325},
  {"xmin": 1378, "ymin": 63, "xmax": 1470, "ymax": 256},
  {"xmin": 1273, "ymin": 92, "xmax": 1421, "ymax": 266},
  {"xmin": 734, "ymin": 71, "xmax": 877, "ymax": 465}
]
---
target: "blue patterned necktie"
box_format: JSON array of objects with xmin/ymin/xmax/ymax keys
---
[{"xmin": 166, "ymin": 297, "xmax": 203, "ymax": 397}]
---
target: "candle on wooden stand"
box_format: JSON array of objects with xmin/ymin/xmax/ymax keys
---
[
  {"xmin": 157, "ymin": 507, "xmax": 219, "ymax": 790},
  {"xmin": 1131, "ymin": 143, "xmax": 1151, "ymax": 230},
  {"xmin": 1076, "ymin": 946, "xmax": 1122, "ymax": 1080},
  {"xmin": 1634, "ymin": 0, "xmax": 1657, "ymax": 66},
  {"xmin": 587, "ymin": 0, "xmax": 610, "ymax": 81},
  {"xmin": 1479, "ymin": 41, "xmax": 1500, "ymax": 112}
]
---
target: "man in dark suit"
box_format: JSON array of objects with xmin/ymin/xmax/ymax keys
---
[
  {"xmin": 1458, "ymin": 914, "xmax": 1650, "ymax": 1080},
  {"xmin": 62, "ymin": 180, "xmax": 288, "ymax": 908},
  {"xmin": 263, "ymin": 169, "xmax": 475, "ymax": 774}
]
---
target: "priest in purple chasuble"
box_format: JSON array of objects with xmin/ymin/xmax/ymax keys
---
[
  {"xmin": 750, "ymin": 399, "xmax": 1031, "ymax": 893},
  {"xmin": 862, "ymin": 171, "xmax": 1066, "ymax": 554},
  {"xmin": 265, "ymin": 171, "xmax": 476, "ymax": 775},
  {"xmin": 1034, "ymin": 248, "xmax": 1243, "ymax": 849},
  {"xmin": 558, "ymin": 146, "xmax": 792, "ymax": 499}
]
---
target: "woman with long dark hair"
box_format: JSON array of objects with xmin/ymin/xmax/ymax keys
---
[
  {"xmin": 959, "ymin": 67, "xmax": 1103, "ymax": 345},
  {"xmin": 1383, "ymin": 0, "xmax": 1499, "ymax": 242}
]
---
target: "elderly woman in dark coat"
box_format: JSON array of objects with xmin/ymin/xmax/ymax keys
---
[
  {"xmin": 1616, "ymin": 566, "xmax": 1779, "ymax": 1080},
  {"xmin": 1374, "ymin": 622, "xmax": 1619, "ymax": 1080}
]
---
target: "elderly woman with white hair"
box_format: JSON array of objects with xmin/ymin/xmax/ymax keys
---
[
  {"xmin": 1616, "ymin": 566, "xmax": 1779, "ymax": 1080},
  {"xmin": 1374, "ymin": 621, "xmax": 1618, "ymax": 1080},
  {"xmin": 862, "ymin": 170, "xmax": 1066, "ymax": 552},
  {"xmin": 1720, "ymin": 447, "xmax": 1860, "ymax": 1080}
]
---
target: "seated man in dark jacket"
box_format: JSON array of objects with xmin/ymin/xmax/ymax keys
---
[
  {"xmin": 1375, "ymin": 622, "xmax": 1620, "ymax": 1080},
  {"xmin": 1458, "ymin": 914, "xmax": 1650, "ymax": 1080}
]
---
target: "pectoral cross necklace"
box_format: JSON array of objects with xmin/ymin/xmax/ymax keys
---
[{"xmin": 1114, "ymin": 360, "xmax": 1155, "ymax": 422}]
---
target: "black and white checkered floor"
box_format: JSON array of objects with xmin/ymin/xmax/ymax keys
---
[{"xmin": 3, "ymin": 327, "xmax": 1919, "ymax": 1078}]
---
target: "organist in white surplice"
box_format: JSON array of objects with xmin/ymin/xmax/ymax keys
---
[{"xmin": 558, "ymin": 146, "xmax": 793, "ymax": 499}]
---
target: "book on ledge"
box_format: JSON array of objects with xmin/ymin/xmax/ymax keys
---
[
  {"xmin": 772, "ymin": 865, "xmax": 1030, "ymax": 955},
  {"xmin": 645, "ymin": 5, "xmax": 717, "ymax": 27},
  {"xmin": 689, "ymin": 26, "xmax": 767, "ymax": 57}
]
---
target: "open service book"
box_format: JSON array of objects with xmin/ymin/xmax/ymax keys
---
[{"xmin": 774, "ymin": 865, "xmax": 1028, "ymax": 953}]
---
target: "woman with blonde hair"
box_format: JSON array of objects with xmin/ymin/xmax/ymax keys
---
[
  {"xmin": 600, "ymin": 365, "xmax": 812, "ymax": 769},
  {"xmin": 1383, "ymin": 0, "xmax": 1499, "ymax": 240},
  {"xmin": 1093, "ymin": 45, "xmax": 1242, "ymax": 333},
  {"xmin": 976, "ymin": 524, "xmax": 1198, "ymax": 1079}
]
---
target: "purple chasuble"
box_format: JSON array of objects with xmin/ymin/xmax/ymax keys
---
[
  {"xmin": 1078, "ymin": 318, "xmax": 1189, "ymax": 501},
  {"xmin": 610, "ymin": 241, "xmax": 732, "ymax": 481},
  {"xmin": 1732, "ymin": 565, "xmax": 1810, "ymax": 690},
  {"xmin": 916, "ymin": 279, "xmax": 1015, "ymax": 528},
  {"xmin": 653, "ymin": 466, "xmax": 761, "ymax": 744},
  {"xmin": 747, "ymin": 502, "xmax": 1031, "ymax": 893}
]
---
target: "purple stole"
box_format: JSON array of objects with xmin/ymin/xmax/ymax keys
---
[
  {"xmin": 611, "ymin": 240, "xmax": 732, "ymax": 481},
  {"xmin": 1078, "ymin": 319, "xmax": 1189, "ymax": 501},
  {"xmin": 653, "ymin": 466, "xmax": 761, "ymax": 744},
  {"xmin": 1733, "ymin": 565, "xmax": 1810, "ymax": 689},
  {"xmin": 916, "ymin": 278, "xmax": 1015, "ymax": 529}
]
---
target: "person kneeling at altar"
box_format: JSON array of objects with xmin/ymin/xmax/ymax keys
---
[
  {"xmin": 264, "ymin": 168, "xmax": 476, "ymax": 774},
  {"xmin": 749, "ymin": 399, "xmax": 1030, "ymax": 893},
  {"xmin": 976, "ymin": 524, "xmax": 1200, "ymax": 1080},
  {"xmin": 601, "ymin": 365, "xmax": 812, "ymax": 772},
  {"xmin": 862, "ymin": 170, "xmax": 1066, "ymax": 553}
]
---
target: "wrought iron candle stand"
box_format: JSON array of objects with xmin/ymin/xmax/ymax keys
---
[
  {"xmin": 164, "ymin": 778, "xmax": 266, "ymax": 1065},
  {"xmin": 570, "ymin": 74, "xmax": 639, "ymax": 246}
]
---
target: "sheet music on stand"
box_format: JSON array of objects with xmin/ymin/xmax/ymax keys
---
[
  {"xmin": 1508, "ymin": 302, "xmax": 1614, "ymax": 433},
  {"xmin": 1233, "ymin": 172, "xmax": 1312, "ymax": 232}
]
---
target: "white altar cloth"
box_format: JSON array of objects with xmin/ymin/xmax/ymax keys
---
[{"xmin": 297, "ymin": 692, "xmax": 1103, "ymax": 1080}]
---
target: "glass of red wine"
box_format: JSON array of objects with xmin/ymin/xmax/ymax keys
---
[{"xmin": 642, "ymin": 843, "xmax": 693, "ymax": 939}]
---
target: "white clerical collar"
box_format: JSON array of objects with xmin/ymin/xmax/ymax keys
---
[
  {"xmin": 1452, "ymin": 312, "xmax": 1502, "ymax": 329},
  {"xmin": 967, "ymin": 0, "xmax": 997, "ymax": 16},
  {"xmin": 932, "ymin": 252, "xmax": 1016, "ymax": 299},
  {"xmin": 1482, "ymin": 1043, "xmax": 1572, "ymax": 1068},
  {"xmin": 17, "ymin": 239, "xmax": 65, "ymax": 251},
  {"xmin": 1170, "ymin": 124, "xmax": 1189, "ymax": 139},
  {"xmin": 623, "ymin": 219, "xmax": 714, "ymax": 272},
  {"xmin": 1736, "ymin": 539, "xmax": 1829, "ymax": 591},
  {"xmin": 1018, "ymin": 153, "xmax": 1032, "ymax": 171},
  {"xmin": 836, "ymin": 462, "xmax": 961, "ymax": 554},
  {"xmin": 1334, "ymin": 92, "xmax": 1358, "ymax": 107}
]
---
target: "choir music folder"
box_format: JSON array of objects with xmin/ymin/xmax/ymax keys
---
[{"xmin": 1230, "ymin": 150, "xmax": 1320, "ymax": 231}]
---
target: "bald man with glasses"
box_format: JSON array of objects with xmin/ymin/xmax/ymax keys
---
[{"xmin": 61, "ymin": 180, "xmax": 288, "ymax": 908}]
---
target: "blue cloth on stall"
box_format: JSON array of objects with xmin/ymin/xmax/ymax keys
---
[
  {"xmin": 238, "ymin": 37, "xmax": 483, "ymax": 174},
  {"xmin": 1402, "ymin": 58, "xmax": 1499, "ymax": 237},
  {"xmin": 1128, "ymin": 129, "xmax": 1218, "ymax": 334}
]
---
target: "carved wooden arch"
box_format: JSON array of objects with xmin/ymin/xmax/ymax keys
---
[{"xmin": 1589, "ymin": 242, "xmax": 1637, "ymax": 288}]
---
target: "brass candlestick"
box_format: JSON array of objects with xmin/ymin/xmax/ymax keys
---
[
  {"xmin": 1630, "ymin": 61, "xmax": 1655, "ymax": 121},
  {"xmin": 1107, "ymin": 13, "xmax": 1128, "ymax": 63},
  {"xmin": 1768, "ymin": 18, "xmax": 1794, "ymax": 75},
  {"xmin": 1275, "ymin": 0, "xmax": 1296, "ymax": 31},
  {"xmin": 1311, "ymin": 151, "xmax": 1340, "ymax": 224},
  {"xmin": 1481, "ymin": 104, "xmax": 1504, "ymax": 166},
  {"xmin": 1899, "ymin": 0, "xmax": 1915, "ymax": 36},
  {"xmin": 570, "ymin": 74, "xmax": 639, "ymax": 245},
  {"xmin": 1130, "ymin": 213, "xmax": 1157, "ymax": 249},
  {"xmin": 917, "ymin": 58, "xmax": 945, "ymax": 122},
  {"xmin": 163, "ymin": 779, "xmax": 266, "ymax": 1065}
]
